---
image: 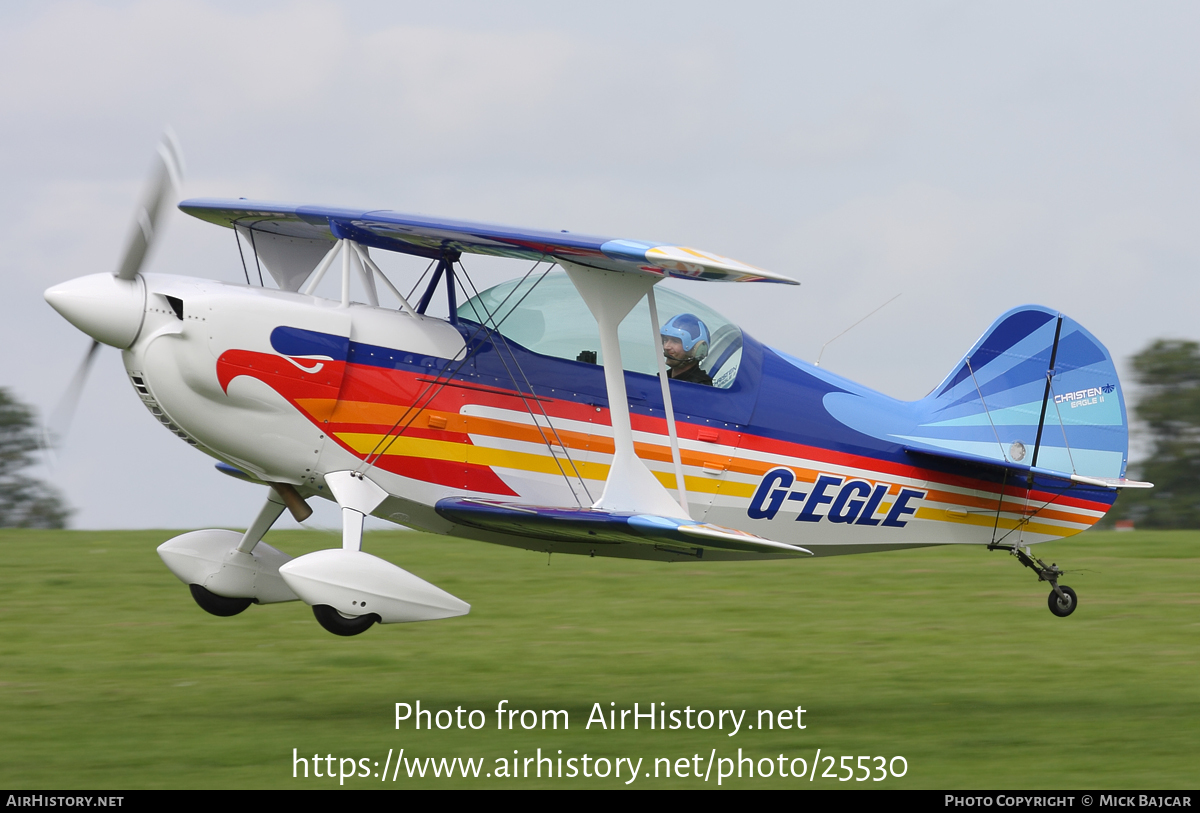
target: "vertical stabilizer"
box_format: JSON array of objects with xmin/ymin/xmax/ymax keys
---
[{"xmin": 916, "ymin": 305, "xmax": 1129, "ymax": 480}]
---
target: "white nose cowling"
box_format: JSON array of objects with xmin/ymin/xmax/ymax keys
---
[{"xmin": 44, "ymin": 273, "xmax": 146, "ymax": 349}]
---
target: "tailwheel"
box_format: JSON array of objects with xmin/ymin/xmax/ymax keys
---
[
  {"xmin": 1048, "ymin": 585, "xmax": 1078, "ymax": 617},
  {"xmin": 189, "ymin": 584, "xmax": 252, "ymax": 617},
  {"xmin": 312, "ymin": 604, "xmax": 379, "ymax": 637},
  {"xmin": 989, "ymin": 543, "xmax": 1080, "ymax": 618}
]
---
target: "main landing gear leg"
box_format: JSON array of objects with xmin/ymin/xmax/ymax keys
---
[
  {"xmin": 306, "ymin": 471, "xmax": 390, "ymax": 636},
  {"xmin": 276, "ymin": 471, "xmax": 470, "ymax": 636},
  {"xmin": 236, "ymin": 490, "xmax": 288, "ymax": 554},
  {"xmin": 188, "ymin": 488, "xmax": 294, "ymax": 617},
  {"xmin": 991, "ymin": 543, "xmax": 1078, "ymax": 617}
]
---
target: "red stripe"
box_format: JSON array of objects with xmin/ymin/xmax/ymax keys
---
[{"xmin": 218, "ymin": 350, "xmax": 1110, "ymax": 513}]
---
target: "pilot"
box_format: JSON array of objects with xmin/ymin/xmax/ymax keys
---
[{"xmin": 660, "ymin": 313, "xmax": 713, "ymax": 386}]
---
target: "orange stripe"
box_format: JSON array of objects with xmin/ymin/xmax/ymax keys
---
[{"xmin": 307, "ymin": 400, "xmax": 1101, "ymax": 526}]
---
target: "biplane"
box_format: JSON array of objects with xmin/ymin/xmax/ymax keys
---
[{"xmin": 43, "ymin": 137, "xmax": 1150, "ymax": 635}]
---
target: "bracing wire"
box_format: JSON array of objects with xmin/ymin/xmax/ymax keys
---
[
  {"xmin": 406, "ymin": 259, "xmax": 437, "ymax": 302},
  {"xmin": 815, "ymin": 293, "xmax": 901, "ymax": 367},
  {"xmin": 990, "ymin": 469, "xmax": 1008, "ymax": 546},
  {"xmin": 992, "ymin": 487, "xmax": 1072, "ymax": 547},
  {"xmin": 353, "ymin": 262, "xmax": 551, "ymax": 473},
  {"xmin": 1047, "ymin": 379, "xmax": 1079, "ymax": 475},
  {"xmin": 965, "ymin": 358, "xmax": 1007, "ymax": 461},
  {"xmin": 453, "ymin": 260, "xmax": 593, "ymax": 505},
  {"xmin": 352, "ymin": 257, "xmax": 555, "ymax": 478},
  {"xmin": 232, "ymin": 224, "xmax": 251, "ymax": 284},
  {"xmin": 248, "ymin": 224, "xmax": 265, "ymax": 287}
]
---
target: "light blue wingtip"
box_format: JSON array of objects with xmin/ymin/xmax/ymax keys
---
[
  {"xmin": 600, "ymin": 239, "xmax": 665, "ymax": 264},
  {"xmin": 215, "ymin": 462, "xmax": 255, "ymax": 482},
  {"xmin": 628, "ymin": 514, "xmax": 690, "ymax": 532}
]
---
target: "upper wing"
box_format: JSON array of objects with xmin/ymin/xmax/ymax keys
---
[{"xmin": 178, "ymin": 198, "xmax": 798, "ymax": 285}]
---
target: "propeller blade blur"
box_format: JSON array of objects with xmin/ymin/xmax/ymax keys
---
[
  {"xmin": 44, "ymin": 339, "xmax": 102, "ymax": 451},
  {"xmin": 114, "ymin": 130, "xmax": 185, "ymax": 281}
]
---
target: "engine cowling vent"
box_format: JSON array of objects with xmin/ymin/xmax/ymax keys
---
[{"xmin": 128, "ymin": 371, "xmax": 200, "ymax": 446}]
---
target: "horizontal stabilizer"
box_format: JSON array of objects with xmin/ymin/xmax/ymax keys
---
[
  {"xmin": 435, "ymin": 498, "xmax": 812, "ymax": 556},
  {"xmin": 904, "ymin": 445, "xmax": 1152, "ymax": 490}
]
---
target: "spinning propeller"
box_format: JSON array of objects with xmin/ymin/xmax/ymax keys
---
[{"xmin": 43, "ymin": 131, "xmax": 185, "ymax": 448}]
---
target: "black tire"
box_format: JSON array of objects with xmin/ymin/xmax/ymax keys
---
[
  {"xmin": 189, "ymin": 584, "xmax": 252, "ymax": 617},
  {"xmin": 312, "ymin": 604, "xmax": 380, "ymax": 637},
  {"xmin": 1048, "ymin": 585, "xmax": 1078, "ymax": 617}
]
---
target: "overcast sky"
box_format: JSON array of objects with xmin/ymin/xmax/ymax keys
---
[{"xmin": 5, "ymin": 1, "xmax": 1199, "ymax": 529}]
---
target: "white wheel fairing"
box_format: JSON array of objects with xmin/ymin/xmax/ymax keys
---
[
  {"xmin": 157, "ymin": 530, "xmax": 298, "ymax": 604},
  {"xmin": 279, "ymin": 549, "xmax": 469, "ymax": 624}
]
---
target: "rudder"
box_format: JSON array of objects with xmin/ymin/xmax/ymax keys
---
[{"xmin": 917, "ymin": 305, "xmax": 1128, "ymax": 481}]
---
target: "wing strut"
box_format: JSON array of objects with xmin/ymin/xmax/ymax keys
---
[
  {"xmin": 1030, "ymin": 314, "xmax": 1064, "ymax": 472},
  {"xmin": 453, "ymin": 261, "xmax": 593, "ymax": 506},
  {"xmin": 561, "ymin": 261, "xmax": 689, "ymax": 519},
  {"xmin": 350, "ymin": 242, "xmax": 418, "ymax": 316},
  {"xmin": 415, "ymin": 253, "xmax": 461, "ymax": 323},
  {"xmin": 647, "ymin": 286, "xmax": 689, "ymax": 514},
  {"xmin": 298, "ymin": 238, "xmax": 419, "ymax": 315},
  {"xmin": 302, "ymin": 241, "xmax": 343, "ymax": 295}
]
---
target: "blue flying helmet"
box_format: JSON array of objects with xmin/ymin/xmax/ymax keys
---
[{"xmin": 661, "ymin": 313, "xmax": 710, "ymax": 361}]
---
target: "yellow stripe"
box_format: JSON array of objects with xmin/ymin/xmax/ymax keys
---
[
  {"xmin": 914, "ymin": 506, "xmax": 1089, "ymax": 536},
  {"xmin": 327, "ymin": 412, "xmax": 1100, "ymax": 529},
  {"xmin": 337, "ymin": 432, "xmax": 604, "ymax": 479},
  {"xmin": 338, "ymin": 430, "xmax": 764, "ymax": 497}
]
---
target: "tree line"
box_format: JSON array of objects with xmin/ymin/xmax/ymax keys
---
[
  {"xmin": 1107, "ymin": 339, "xmax": 1200, "ymax": 528},
  {"xmin": 0, "ymin": 388, "xmax": 70, "ymax": 528}
]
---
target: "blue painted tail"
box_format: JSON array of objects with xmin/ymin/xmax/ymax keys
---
[{"xmin": 913, "ymin": 305, "xmax": 1129, "ymax": 480}]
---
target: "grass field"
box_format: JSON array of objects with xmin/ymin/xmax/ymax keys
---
[{"xmin": 0, "ymin": 527, "xmax": 1196, "ymax": 789}]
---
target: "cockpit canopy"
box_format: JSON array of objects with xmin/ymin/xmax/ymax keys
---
[{"xmin": 457, "ymin": 272, "xmax": 744, "ymax": 388}]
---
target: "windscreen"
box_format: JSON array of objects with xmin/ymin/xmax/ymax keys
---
[{"xmin": 457, "ymin": 271, "xmax": 744, "ymax": 388}]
